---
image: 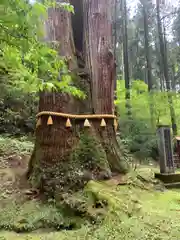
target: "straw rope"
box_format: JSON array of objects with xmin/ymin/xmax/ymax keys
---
[{"xmin": 37, "ymin": 111, "xmax": 117, "ymax": 119}]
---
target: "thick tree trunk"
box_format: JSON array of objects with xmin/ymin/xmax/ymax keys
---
[{"xmin": 28, "ymin": 0, "xmax": 127, "ymax": 196}]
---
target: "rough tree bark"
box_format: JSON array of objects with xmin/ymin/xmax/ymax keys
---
[{"xmin": 28, "ymin": 0, "xmax": 127, "ymax": 196}]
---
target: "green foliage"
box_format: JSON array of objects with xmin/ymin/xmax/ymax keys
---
[
  {"xmin": 71, "ymin": 132, "xmax": 109, "ymax": 171},
  {"xmin": 115, "ymin": 80, "xmax": 180, "ymax": 160},
  {"xmin": 115, "ymin": 80, "xmax": 176, "ymax": 125},
  {"xmin": 0, "ymin": 200, "xmax": 79, "ymax": 232},
  {"xmin": 0, "ymin": 0, "xmax": 85, "ymax": 134},
  {"xmin": 0, "ymin": 89, "xmax": 38, "ymax": 134},
  {"xmin": 0, "ymin": 136, "xmax": 33, "ymax": 156},
  {"xmin": 0, "ymin": 0, "xmax": 84, "ymax": 97}
]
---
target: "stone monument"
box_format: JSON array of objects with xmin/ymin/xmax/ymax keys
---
[{"xmin": 156, "ymin": 125, "xmax": 174, "ymax": 174}]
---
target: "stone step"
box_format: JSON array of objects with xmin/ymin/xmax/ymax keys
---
[{"xmin": 164, "ymin": 182, "xmax": 180, "ymax": 189}]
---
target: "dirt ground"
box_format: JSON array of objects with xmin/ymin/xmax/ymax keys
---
[{"xmin": 0, "ymin": 153, "xmax": 33, "ymax": 201}]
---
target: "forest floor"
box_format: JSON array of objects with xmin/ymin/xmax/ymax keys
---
[{"xmin": 1, "ymin": 137, "xmax": 180, "ymax": 239}]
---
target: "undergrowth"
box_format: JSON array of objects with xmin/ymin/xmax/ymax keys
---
[
  {"xmin": 0, "ymin": 136, "xmax": 33, "ymax": 156},
  {"xmin": 0, "ymin": 200, "xmax": 83, "ymax": 233},
  {"xmin": 1, "ymin": 168, "xmax": 180, "ymax": 239}
]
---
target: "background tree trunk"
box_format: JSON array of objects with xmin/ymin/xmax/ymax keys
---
[
  {"xmin": 156, "ymin": 0, "xmax": 177, "ymax": 136},
  {"xmin": 141, "ymin": 0, "xmax": 155, "ymax": 130},
  {"xmin": 28, "ymin": 0, "xmax": 127, "ymax": 196},
  {"xmin": 121, "ymin": 0, "xmax": 131, "ymax": 117}
]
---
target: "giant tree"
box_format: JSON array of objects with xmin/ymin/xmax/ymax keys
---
[{"xmin": 28, "ymin": 0, "xmax": 127, "ymax": 195}]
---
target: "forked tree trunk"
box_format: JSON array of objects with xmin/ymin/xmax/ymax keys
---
[{"xmin": 28, "ymin": 0, "xmax": 127, "ymax": 196}]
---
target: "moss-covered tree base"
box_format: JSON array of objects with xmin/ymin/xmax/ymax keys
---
[{"xmin": 28, "ymin": 119, "xmax": 128, "ymax": 197}]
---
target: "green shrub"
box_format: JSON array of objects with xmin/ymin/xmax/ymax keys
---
[
  {"xmin": 118, "ymin": 118, "xmax": 158, "ymax": 161},
  {"xmin": 0, "ymin": 88, "xmax": 37, "ymax": 135},
  {"xmin": 0, "ymin": 136, "xmax": 33, "ymax": 156},
  {"xmin": 0, "ymin": 201, "xmax": 79, "ymax": 233}
]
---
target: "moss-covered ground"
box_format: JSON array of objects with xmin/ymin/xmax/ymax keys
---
[
  {"xmin": 0, "ymin": 168, "xmax": 180, "ymax": 239},
  {"xmin": 1, "ymin": 137, "xmax": 180, "ymax": 239}
]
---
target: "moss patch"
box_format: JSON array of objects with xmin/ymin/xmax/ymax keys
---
[
  {"xmin": 0, "ymin": 192, "xmax": 105, "ymax": 234},
  {"xmin": 0, "ymin": 200, "xmax": 80, "ymax": 233},
  {"xmin": 70, "ymin": 132, "xmax": 111, "ymax": 176},
  {"xmin": 29, "ymin": 131, "xmax": 112, "ymax": 196},
  {"xmin": 2, "ymin": 168, "xmax": 180, "ymax": 239}
]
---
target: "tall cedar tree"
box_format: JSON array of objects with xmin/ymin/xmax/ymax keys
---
[
  {"xmin": 27, "ymin": 0, "xmax": 127, "ymax": 196},
  {"xmin": 141, "ymin": 0, "xmax": 155, "ymax": 129},
  {"xmin": 121, "ymin": 0, "xmax": 131, "ymax": 117},
  {"xmin": 156, "ymin": 0, "xmax": 177, "ymax": 136}
]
